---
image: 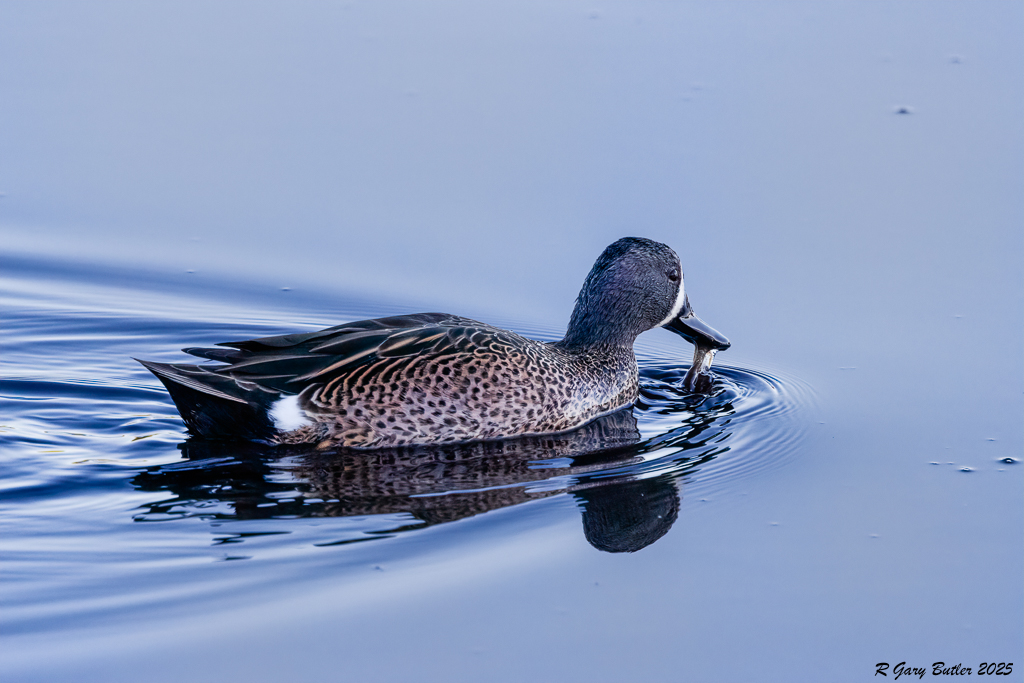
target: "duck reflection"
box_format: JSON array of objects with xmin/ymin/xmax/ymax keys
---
[{"xmin": 133, "ymin": 388, "xmax": 734, "ymax": 553}]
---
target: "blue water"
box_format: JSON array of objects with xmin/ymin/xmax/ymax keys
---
[{"xmin": 2, "ymin": 3, "xmax": 1021, "ymax": 682}]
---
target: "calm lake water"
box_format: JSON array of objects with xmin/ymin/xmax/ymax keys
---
[{"xmin": 1, "ymin": 2, "xmax": 1021, "ymax": 682}]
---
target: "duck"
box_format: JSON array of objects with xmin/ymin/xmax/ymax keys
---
[{"xmin": 139, "ymin": 237, "xmax": 730, "ymax": 449}]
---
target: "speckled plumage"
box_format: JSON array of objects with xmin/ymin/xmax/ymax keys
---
[
  {"xmin": 140, "ymin": 237, "xmax": 729, "ymax": 448},
  {"xmin": 280, "ymin": 314, "xmax": 639, "ymax": 447}
]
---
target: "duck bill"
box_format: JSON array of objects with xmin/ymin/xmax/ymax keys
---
[{"xmin": 663, "ymin": 297, "xmax": 731, "ymax": 351}]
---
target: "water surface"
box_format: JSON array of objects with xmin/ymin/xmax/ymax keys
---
[{"xmin": 1, "ymin": 2, "xmax": 1021, "ymax": 682}]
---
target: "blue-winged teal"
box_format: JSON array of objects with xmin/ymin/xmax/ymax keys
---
[{"xmin": 139, "ymin": 237, "xmax": 729, "ymax": 448}]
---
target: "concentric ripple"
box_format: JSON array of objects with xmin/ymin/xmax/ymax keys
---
[{"xmin": 632, "ymin": 357, "xmax": 815, "ymax": 494}]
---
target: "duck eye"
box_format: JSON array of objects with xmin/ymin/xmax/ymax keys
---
[{"xmin": 667, "ymin": 270, "xmax": 680, "ymax": 282}]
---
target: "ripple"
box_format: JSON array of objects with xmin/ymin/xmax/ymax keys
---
[{"xmin": 629, "ymin": 355, "xmax": 815, "ymax": 493}]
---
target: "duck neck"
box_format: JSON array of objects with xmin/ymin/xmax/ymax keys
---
[{"xmin": 556, "ymin": 312, "xmax": 641, "ymax": 353}]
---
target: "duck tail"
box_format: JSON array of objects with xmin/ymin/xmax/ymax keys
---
[{"xmin": 136, "ymin": 359, "xmax": 278, "ymax": 441}]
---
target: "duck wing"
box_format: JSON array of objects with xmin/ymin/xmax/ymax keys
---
[
  {"xmin": 139, "ymin": 313, "xmax": 514, "ymax": 439},
  {"xmin": 182, "ymin": 312, "xmax": 490, "ymax": 393}
]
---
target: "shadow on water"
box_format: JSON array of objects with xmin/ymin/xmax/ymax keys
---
[{"xmin": 130, "ymin": 363, "xmax": 803, "ymax": 553}]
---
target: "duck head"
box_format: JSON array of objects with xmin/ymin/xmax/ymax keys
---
[{"xmin": 561, "ymin": 237, "xmax": 730, "ymax": 352}]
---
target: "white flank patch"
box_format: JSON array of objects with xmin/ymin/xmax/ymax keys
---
[
  {"xmin": 657, "ymin": 278, "xmax": 687, "ymax": 327},
  {"xmin": 269, "ymin": 395, "xmax": 312, "ymax": 431}
]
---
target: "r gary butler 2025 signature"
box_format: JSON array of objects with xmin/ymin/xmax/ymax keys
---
[{"xmin": 875, "ymin": 662, "xmax": 1013, "ymax": 679}]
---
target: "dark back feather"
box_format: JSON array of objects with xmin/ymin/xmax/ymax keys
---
[{"xmin": 176, "ymin": 313, "xmax": 487, "ymax": 394}]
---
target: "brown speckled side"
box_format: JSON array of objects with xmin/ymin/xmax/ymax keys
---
[{"xmin": 277, "ymin": 317, "xmax": 639, "ymax": 448}]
